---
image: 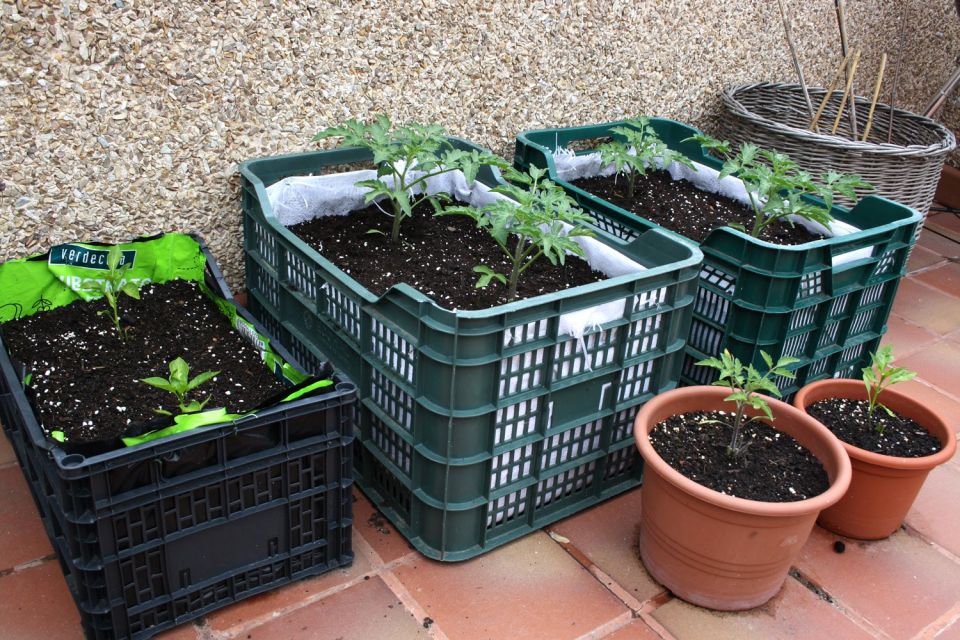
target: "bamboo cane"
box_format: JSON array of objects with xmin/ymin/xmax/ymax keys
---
[
  {"xmin": 810, "ymin": 50, "xmax": 855, "ymax": 131},
  {"xmin": 777, "ymin": 0, "xmax": 816, "ymax": 130},
  {"xmin": 861, "ymin": 53, "xmax": 888, "ymax": 141},
  {"xmin": 886, "ymin": 6, "xmax": 906, "ymax": 143},
  {"xmin": 835, "ymin": 0, "xmax": 859, "ymax": 137},
  {"xmin": 831, "ymin": 48, "xmax": 862, "ymax": 136}
]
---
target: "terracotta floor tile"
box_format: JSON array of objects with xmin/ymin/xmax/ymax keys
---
[
  {"xmin": 0, "ymin": 562, "xmax": 82, "ymax": 639},
  {"xmin": 915, "ymin": 261, "xmax": 960, "ymax": 299},
  {"xmin": 887, "ymin": 380, "xmax": 960, "ymax": 436},
  {"xmin": 0, "ymin": 434, "xmax": 15, "ymax": 468},
  {"xmin": 902, "ymin": 341, "xmax": 960, "ymax": 400},
  {"xmin": 206, "ymin": 538, "xmax": 374, "ymax": 633},
  {"xmin": 918, "ymin": 228, "xmax": 960, "ymax": 260},
  {"xmin": 905, "ymin": 464, "xmax": 960, "ymax": 557},
  {"xmin": 392, "ymin": 532, "xmax": 629, "ymax": 640},
  {"xmin": 881, "ymin": 314, "xmax": 940, "ymax": 357},
  {"xmin": 651, "ymin": 577, "xmax": 872, "ymax": 640},
  {"xmin": 352, "ymin": 486, "xmax": 415, "ymax": 564},
  {"xmin": 242, "ymin": 575, "xmax": 428, "ymax": 639},
  {"xmin": 795, "ymin": 526, "xmax": 960, "ymax": 639},
  {"xmin": 154, "ymin": 621, "xmax": 200, "ymax": 639},
  {"xmin": 0, "ymin": 466, "xmax": 53, "ymax": 570},
  {"xmin": 934, "ymin": 617, "xmax": 960, "ymax": 639},
  {"xmin": 892, "ymin": 278, "xmax": 960, "ymax": 336},
  {"xmin": 907, "ymin": 244, "xmax": 947, "ymax": 274},
  {"xmin": 602, "ymin": 619, "xmax": 666, "ymax": 640},
  {"xmin": 551, "ymin": 488, "xmax": 665, "ymax": 603},
  {"xmin": 926, "ymin": 212, "xmax": 960, "ymax": 239}
]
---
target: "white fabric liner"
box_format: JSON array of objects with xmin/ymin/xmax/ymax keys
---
[
  {"xmin": 266, "ymin": 167, "xmax": 649, "ymax": 351},
  {"xmin": 551, "ymin": 147, "xmax": 873, "ymax": 267}
]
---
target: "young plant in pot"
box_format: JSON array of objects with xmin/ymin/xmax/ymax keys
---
[
  {"xmin": 794, "ymin": 346, "xmax": 956, "ymax": 539},
  {"xmin": 632, "ymin": 350, "xmax": 851, "ymax": 610}
]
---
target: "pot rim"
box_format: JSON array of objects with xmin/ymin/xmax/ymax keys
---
[
  {"xmin": 634, "ymin": 386, "xmax": 852, "ymax": 517},
  {"xmin": 794, "ymin": 378, "xmax": 957, "ymax": 469}
]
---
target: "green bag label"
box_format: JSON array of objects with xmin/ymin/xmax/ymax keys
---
[{"xmin": 49, "ymin": 245, "xmax": 137, "ymax": 270}]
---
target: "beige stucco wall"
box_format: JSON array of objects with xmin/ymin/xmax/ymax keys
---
[{"xmin": 1, "ymin": 0, "xmax": 958, "ymax": 288}]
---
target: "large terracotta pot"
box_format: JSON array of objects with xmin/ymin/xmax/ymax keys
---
[
  {"xmin": 633, "ymin": 386, "xmax": 851, "ymax": 611},
  {"xmin": 794, "ymin": 379, "xmax": 956, "ymax": 539}
]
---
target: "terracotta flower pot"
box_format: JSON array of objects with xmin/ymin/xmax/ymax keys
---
[
  {"xmin": 633, "ymin": 386, "xmax": 851, "ymax": 611},
  {"xmin": 794, "ymin": 379, "xmax": 956, "ymax": 540}
]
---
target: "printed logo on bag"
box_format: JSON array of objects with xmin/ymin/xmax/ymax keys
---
[{"xmin": 48, "ymin": 244, "xmax": 137, "ymax": 270}]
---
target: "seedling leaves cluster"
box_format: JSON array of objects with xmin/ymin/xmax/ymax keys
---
[
  {"xmin": 83, "ymin": 245, "xmax": 140, "ymax": 341},
  {"xmin": 862, "ymin": 346, "xmax": 916, "ymax": 433},
  {"xmin": 141, "ymin": 357, "xmax": 220, "ymax": 416},
  {"xmin": 598, "ymin": 116, "xmax": 695, "ymax": 199}
]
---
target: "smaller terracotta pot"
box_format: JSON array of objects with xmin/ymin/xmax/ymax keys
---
[
  {"xmin": 633, "ymin": 386, "xmax": 851, "ymax": 611},
  {"xmin": 794, "ymin": 379, "xmax": 957, "ymax": 540}
]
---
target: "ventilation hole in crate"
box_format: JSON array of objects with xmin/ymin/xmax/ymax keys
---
[
  {"xmin": 370, "ymin": 416, "xmax": 412, "ymax": 477},
  {"xmin": 222, "ymin": 465, "xmax": 285, "ymax": 517},
  {"xmin": 590, "ymin": 214, "xmax": 639, "ymax": 241},
  {"xmin": 286, "ymin": 253, "xmax": 317, "ymax": 303},
  {"xmin": 609, "ymin": 408, "xmax": 637, "ymax": 444},
  {"xmin": 371, "ymin": 319, "xmax": 415, "ymax": 385},
  {"xmin": 828, "ymin": 293, "xmax": 851, "ymax": 317},
  {"xmin": 552, "ymin": 327, "xmax": 618, "ymax": 380},
  {"xmin": 289, "ymin": 494, "xmax": 328, "ymax": 548},
  {"xmin": 625, "ymin": 314, "xmax": 663, "ymax": 359},
  {"xmin": 370, "ymin": 454, "xmax": 411, "ymax": 521},
  {"xmin": 370, "ymin": 370, "xmax": 414, "ymax": 432},
  {"xmin": 789, "ymin": 305, "xmax": 819, "ymax": 331},
  {"xmin": 817, "ymin": 322, "xmax": 842, "ymax": 349},
  {"xmin": 118, "ymin": 547, "xmax": 165, "ymax": 606},
  {"xmin": 700, "ymin": 264, "xmax": 737, "ymax": 295},
  {"xmin": 782, "ymin": 332, "xmax": 811, "ymax": 358},
  {"xmin": 809, "ymin": 355, "xmax": 830, "ymax": 377},
  {"xmin": 693, "ymin": 286, "xmax": 731, "ymax": 326},
  {"xmin": 535, "ymin": 460, "xmax": 596, "ymax": 509},
  {"xmin": 502, "ymin": 319, "xmax": 550, "ymax": 348},
  {"xmin": 617, "ymin": 360, "xmax": 656, "ymax": 403},
  {"xmin": 156, "ymin": 485, "xmax": 227, "ymax": 541},
  {"xmin": 861, "ymin": 282, "xmax": 886, "ymax": 306},
  {"xmin": 489, "ymin": 444, "xmax": 535, "ymax": 491},
  {"xmin": 688, "ymin": 319, "xmax": 722, "ymax": 356},
  {"xmin": 251, "ymin": 219, "xmax": 278, "ymax": 270},
  {"xmin": 682, "ymin": 353, "xmax": 717, "ymax": 385},
  {"xmin": 498, "ymin": 348, "xmax": 546, "ymax": 397},
  {"xmin": 321, "ymin": 282, "xmax": 361, "ymax": 343},
  {"xmin": 849, "ymin": 308, "xmax": 878, "ymax": 337},
  {"xmin": 634, "ymin": 286, "xmax": 668, "ymax": 313},
  {"xmin": 113, "ymin": 505, "xmax": 162, "ymax": 552},
  {"xmin": 540, "ymin": 419, "xmax": 603, "ymax": 472},
  {"xmin": 799, "ymin": 271, "xmax": 824, "ymax": 298},
  {"xmin": 250, "ymin": 261, "xmax": 280, "ymax": 310},
  {"xmin": 874, "ymin": 251, "xmax": 896, "ymax": 276},
  {"xmin": 283, "ymin": 333, "xmax": 325, "ymax": 375},
  {"xmin": 604, "ymin": 446, "xmax": 639, "ymax": 482},
  {"xmin": 486, "ymin": 487, "xmax": 528, "ymax": 528},
  {"xmin": 494, "ymin": 397, "xmax": 540, "ymax": 447}
]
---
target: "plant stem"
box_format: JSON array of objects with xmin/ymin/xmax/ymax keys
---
[
  {"xmin": 507, "ymin": 241, "xmax": 525, "ymax": 301},
  {"xmin": 729, "ymin": 401, "xmax": 746, "ymax": 453},
  {"xmin": 626, "ymin": 170, "xmax": 636, "ymax": 199}
]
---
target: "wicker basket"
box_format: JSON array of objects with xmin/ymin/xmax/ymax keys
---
[{"xmin": 717, "ymin": 82, "xmax": 955, "ymax": 226}]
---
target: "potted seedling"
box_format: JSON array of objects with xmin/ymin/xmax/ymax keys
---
[
  {"xmin": 632, "ymin": 349, "xmax": 851, "ymax": 610},
  {"xmin": 794, "ymin": 346, "xmax": 956, "ymax": 539}
]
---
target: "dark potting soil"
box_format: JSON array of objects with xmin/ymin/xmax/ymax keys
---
[
  {"xmin": 572, "ymin": 171, "xmax": 826, "ymax": 245},
  {"xmin": 806, "ymin": 398, "xmax": 942, "ymax": 458},
  {"xmin": 649, "ymin": 410, "xmax": 830, "ymax": 502},
  {"xmin": 2, "ymin": 279, "xmax": 286, "ymax": 445},
  {"xmin": 290, "ymin": 201, "xmax": 606, "ymax": 310}
]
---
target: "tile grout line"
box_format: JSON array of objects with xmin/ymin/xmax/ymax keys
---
[
  {"xmin": 911, "ymin": 601, "xmax": 960, "ymax": 640},
  {"xmin": 902, "ymin": 523, "xmax": 960, "ymax": 566},
  {"xmin": 788, "ymin": 568, "xmax": 894, "ymax": 640},
  {"xmin": 379, "ymin": 570, "xmax": 451, "ymax": 640},
  {"xmin": 0, "ymin": 552, "xmax": 57, "ymax": 578}
]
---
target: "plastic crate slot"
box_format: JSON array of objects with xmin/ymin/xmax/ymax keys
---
[
  {"xmin": 489, "ymin": 444, "xmax": 535, "ymax": 491},
  {"xmin": 849, "ymin": 308, "xmax": 878, "ymax": 337},
  {"xmin": 603, "ymin": 447, "xmax": 638, "ymax": 481},
  {"xmin": 250, "ymin": 219, "xmax": 279, "ymax": 271},
  {"xmin": 634, "ymin": 286, "xmax": 668, "ymax": 313},
  {"xmin": 609, "ymin": 408, "xmax": 637, "ymax": 444},
  {"xmin": 119, "ymin": 547, "xmax": 165, "ymax": 606},
  {"xmin": 789, "ymin": 305, "xmax": 820, "ymax": 331},
  {"xmin": 540, "ymin": 419, "xmax": 603, "ymax": 472},
  {"xmin": 503, "ymin": 319, "xmax": 550, "ymax": 348},
  {"xmin": 798, "ymin": 271, "xmax": 824, "ymax": 299},
  {"xmin": 289, "ymin": 494, "xmax": 328, "ymax": 548},
  {"xmin": 781, "ymin": 331, "xmax": 811, "ymax": 358},
  {"xmin": 693, "ymin": 286, "xmax": 731, "ymax": 326},
  {"xmin": 250, "ymin": 261, "xmax": 280, "ymax": 311},
  {"xmin": 874, "ymin": 251, "xmax": 896, "ymax": 276},
  {"xmin": 861, "ymin": 282, "xmax": 887, "ymax": 306},
  {"xmin": 625, "ymin": 314, "xmax": 663, "ymax": 359},
  {"xmin": 285, "ymin": 253, "xmax": 318, "ymax": 303},
  {"xmin": 498, "ymin": 348, "xmax": 546, "ymax": 397},
  {"xmin": 828, "ymin": 293, "xmax": 851, "ymax": 317},
  {"xmin": 817, "ymin": 322, "xmax": 842, "ymax": 349},
  {"xmin": 370, "ymin": 319, "xmax": 415, "ymax": 385},
  {"xmin": 589, "ymin": 212, "xmax": 639, "ymax": 241},
  {"xmin": 486, "ymin": 487, "xmax": 528, "ymax": 528},
  {"xmin": 616, "ymin": 359, "xmax": 655, "ymax": 404},
  {"xmin": 321, "ymin": 282, "xmax": 361, "ymax": 342},
  {"xmin": 369, "ymin": 415, "xmax": 412, "ymax": 477},
  {"xmin": 809, "ymin": 355, "xmax": 831, "ymax": 377},
  {"xmin": 552, "ymin": 327, "xmax": 618, "ymax": 379},
  {"xmin": 370, "ymin": 369, "xmax": 414, "ymax": 432},
  {"xmin": 368, "ymin": 453, "xmax": 411, "ymax": 521},
  {"xmin": 493, "ymin": 397, "xmax": 540, "ymax": 447},
  {"xmin": 535, "ymin": 460, "xmax": 596, "ymax": 509},
  {"xmin": 688, "ymin": 319, "xmax": 722, "ymax": 356},
  {"xmin": 700, "ymin": 264, "xmax": 737, "ymax": 295}
]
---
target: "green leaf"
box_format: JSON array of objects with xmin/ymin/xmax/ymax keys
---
[
  {"xmin": 106, "ymin": 245, "xmax": 123, "ymax": 271},
  {"xmin": 51, "ymin": 430, "xmax": 65, "ymax": 443},
  {"xmin": 121, "ymin": 282, "xmax": 141, "ymax": 300},
  {"xmin": 169, "ymin": 357, "xmax": 190, "ymax": 384},
  {"xmin": 188, "ymin": 370, "xmax": 219, "ymax": 391},
  {"xmin": 141, "ymin": 377, "xmax": 177, "ymax": 393}
]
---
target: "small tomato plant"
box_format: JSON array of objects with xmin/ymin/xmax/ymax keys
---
[
  {"xmin": 597, "ymin": 116, "xmax": 694, "ymax": 199},
  {"xmin": 141, "ymin": 357, "xmax": 220, "ymax": 416},
  {"xmin": 697, "ymin": 349, "xmax": 799, "ymax": 457},
  {"xmin": 83, "ymin": 245, "xmax": 140, "ymax": 342},
  {"xmin": 313, "ymin": 115, "xmax": 508, "ymax": 243},
  {"xmin": 862, "ymin": 346, "xmax": 916, "ymax": 434},
  {"xmin": 686, "ymin": 134, "xmax": 872, "ymax": 239},
  {"xmin": 441, "ymin": 166, "xmax": 595, "ymax": 302}
]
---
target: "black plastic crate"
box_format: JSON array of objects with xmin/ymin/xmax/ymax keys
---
[{"xmin": 0, "ymin": 234, "xmax": 357, "ymax": 639}]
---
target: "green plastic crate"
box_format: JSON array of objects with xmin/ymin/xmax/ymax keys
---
[
  {"xmin": 239, "ymin": 138, "xmax": 703, "ymax": 560},
  {"xmin": 514, "ymin": 119, "xmax": 921, "ymax": 393}
]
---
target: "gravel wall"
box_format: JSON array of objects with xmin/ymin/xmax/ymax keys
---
[{"xmin": 2, "ymin": 0, "xmax": 958, "ymax": 288}]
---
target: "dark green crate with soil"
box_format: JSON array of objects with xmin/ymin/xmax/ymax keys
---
[
  {"xmin": 239, "ymin": 138, "xmax": 703, "ymax": 560},
  {"xmin": 0, "ymin": 234, "xmax": 357, "ymax": 640},
  {"xmin": 514, "ymin": 118, "xmax": 922, "ymax": 396}
]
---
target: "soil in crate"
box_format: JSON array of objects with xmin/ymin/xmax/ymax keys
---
[
  {"xmin": 290, "ymin": 200, "xmax": 605, "ymax": 310},
  {"xmin": 806, "ymin": 398, "xmax": 943, "ymax": 457},
  {"xmin": 649, "ymin": 410, "xmax": 830, "ymax": 501},
  {"xmin": 2, "ymin": 279, "xmax": 286, "ymax": 446},
  {"xmin": 573, "ymin": 171, "xmax": 825, "ymax": 245}
]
